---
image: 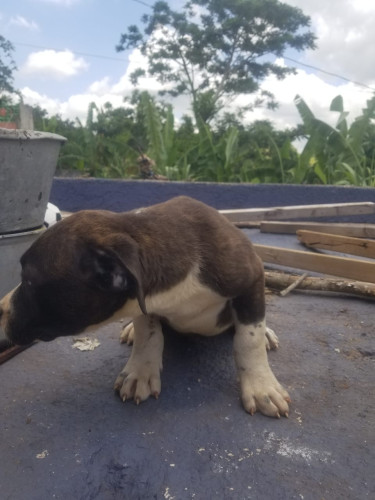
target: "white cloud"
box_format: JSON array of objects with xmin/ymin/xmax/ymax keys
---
[
  {"xmin": 62, "ymin": 93, "xmax": 126, "ymax": 122},
  {"xmin": 21, "ymin": 87, "xmax": 128, "ymax": 124},
  {"xmin": 87, "ymin": 77, "xmax": 112, "ymax": 96},
  {"xmin": 20, "ymin": 48, "xmax": 179, "ymax": 122},
  {"xmin": 9, "ymin": 16, "xmax": 39, "ymax": 30},
  {"xmin": 284, "ymin": 0, "xmax": 375, "ymax": 85},
  {"xmin": 111, "ymin": 48, "xmax": 167, "ymax": 95},
  {"xmin": 21, "ymin": 87, "xmax": 62, "ymax": 116},
  {"xmin": 346, "ymin": 0, "xmax": 375, "ymax": 14},
  {"xmin": 21, "ymin": 52, "xmax": 373, "ymax": 131},
  {"xmin": 21, "ymin": 50, "xmax": 89, "ymax": 80},
  {"xmin": 18, "ymin": 0, "xmax": 375, "ymax": 132},
  {"xmin": 240, "ymin": 63, "xmax": 372, "ymax": 130},
  {"xmin": 21, "ymin": 55, "xmax": 371, "ymax": 131}
]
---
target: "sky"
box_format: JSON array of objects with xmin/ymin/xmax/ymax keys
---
[{"xmin": 1, "ymin": 0, "xmax": 375, "ymax": 130}]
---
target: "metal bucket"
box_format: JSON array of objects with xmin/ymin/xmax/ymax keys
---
[{"xmin": 0, "ymin": 129, "xmax": 66, "ymax": 233}]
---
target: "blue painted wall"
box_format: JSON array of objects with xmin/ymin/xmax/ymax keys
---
[{"xmin": 50, "ymin": 178, "xmax": 375, "ymax": 222}]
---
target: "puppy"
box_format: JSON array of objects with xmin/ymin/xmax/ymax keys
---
[{"xmin": 0, "ymin": 196, "xmax": 290, "ymax": 417}]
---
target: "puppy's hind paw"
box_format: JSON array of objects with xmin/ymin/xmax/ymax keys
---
[
  {"xmin": 120, "ymin": 321, "xmax": 134, "ymax": 345},
  {"xmin": 265, "ymin": 327, "xmax": 279, "ymax": 350}
]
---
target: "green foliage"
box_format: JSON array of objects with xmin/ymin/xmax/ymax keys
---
[
  {"xmin": 0, "ymin": 98, "xmax": 18, "ymax": 122},
  {"xmin": 117, "ymin": 0, "xmax": 316, "ymax": 125},
  {"xmin": 170, "ymin": 118, "xmax": 299, "ymax": 183},
  {"xmin": 295, "ymin": 94, "xmax": 375, "ymax": 186},
  {"xmin": 188, "ymin": 124, "xmax": 242, "ymax": 182},
  {"xmin": 37, "ymin": 102, "xmax": 140, "ymax": 178},
  {"xmin": 0, "ymin": 35, "xmax": 18, "ymax": 96},
  {"xmin": 32, "ymin": 90, "xmax": 375, "ymax": 187},
  {"xmin": 139, "ymin": 92, "xmax": 168, "ymax": 169}
]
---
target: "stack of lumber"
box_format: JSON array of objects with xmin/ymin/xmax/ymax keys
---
[{"xmin": 220, "ymin": 202, "xmax": 375, "ymax": 299}]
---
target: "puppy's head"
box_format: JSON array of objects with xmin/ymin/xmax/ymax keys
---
[{"xmin": 0, "ymin": 211, "xmax": 145, "ymax": 345}]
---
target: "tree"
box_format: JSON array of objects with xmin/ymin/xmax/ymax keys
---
[
  {"xmin": 0, "ymin": 35, "xmax": 18, "ymax": 96},
  {"xmin": 116, "ymin": 0, "xmax": 316, "ymax": 125}
]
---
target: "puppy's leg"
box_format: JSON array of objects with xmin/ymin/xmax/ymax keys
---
[
  {"xmin": 114, "ymin": 315, "xmax": 164, "ymax": 404},
  {"xmin": 232, "ymin": 280, "xmax": 291, "ymax": 418}
]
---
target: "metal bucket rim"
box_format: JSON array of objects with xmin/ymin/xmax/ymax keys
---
[
  {"xmin": 0, "ymin": 227, "xmax": 45, "ymax": 241},
  {"xmin": 0, "ymin": 129, "xmax": 67, "ymax": 143}
]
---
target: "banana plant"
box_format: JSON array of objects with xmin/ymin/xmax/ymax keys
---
[
  {"xmin": 138, "ymin": 91, "xmax": 181, "ymax": 176},
  {"xmin": 185, "ymin": 121, "xmax": 243, "ymax": 182},
  {"xmin": 294, "ymin": 94, "xmax": 375, "ymax": 186}
]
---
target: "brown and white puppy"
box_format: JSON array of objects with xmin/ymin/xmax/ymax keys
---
[{"xmin": 0, "ymin": 196, "xmax": 290, "ymax": 418}]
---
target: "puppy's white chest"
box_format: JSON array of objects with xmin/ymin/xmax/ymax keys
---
[{"xmin": 145, "ymin": 269, "xmax": 230, "ymax": 336}]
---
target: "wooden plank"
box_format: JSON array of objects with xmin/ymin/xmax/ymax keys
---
[
  {"xmin": 259, "ymin": 221, "xmax": 375, "ymax": 238},
  {"xmin": 234, "ymin": 221, "xmax": 261, "ymax": 229},
  {"xmin": 220, "ymin": 202, "xmax": 375, "ymax": 223},
  {"xmin": 254, "ymin": 244, "xmax": 375, "ymax": 283},
  {"xmin": 297, "ymin": 230, "xmax": 375, "ymax": 259},
  {"xmin": 0, "ymin": 343, "xmax": 34, "ymax": 365}
]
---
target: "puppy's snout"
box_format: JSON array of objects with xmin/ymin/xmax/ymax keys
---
[{"xmin": 0, "ymin": 290, "xmax": 14, "ymax": 325}]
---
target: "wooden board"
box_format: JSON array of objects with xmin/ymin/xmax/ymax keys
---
[
  {"xmin": 220, "ymin": 202, "xmax": 375, "ymax": 223},
  {"xmin": 259, "ymin": 221, "xmax": 375, "ymax": 238},
  {"xmin": 0, "ymin": 343, "xmax": 34, "ymax": 365},
  {"xmin": 254, "ymin": 244, "xmax": 375, "ymax": 283},
  {"xmin": 297, "ymin": 230, "xmax": 375, "ymax": 259}
]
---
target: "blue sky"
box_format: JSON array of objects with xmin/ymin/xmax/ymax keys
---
[
  {"xmin": 1, "ymin": 0, "xmax": 375, "ymax": 128},
  {"xmin": 1, "ymin": 0, "xmax": 149, "ymax": 100}
]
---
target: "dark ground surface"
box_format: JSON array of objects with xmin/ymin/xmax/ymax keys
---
[
  {"xmin": 3, "ymin": 177, "xmax": 375, "ymax": 500},
  {"xmin": 1, "ymin": 293, "xmax": 374, "ymax": 500},
  {"xmin": 1, "ymin": 229, "xmax": 374, "ymax": 500}
]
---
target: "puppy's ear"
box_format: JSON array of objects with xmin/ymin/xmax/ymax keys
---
[{"xmin": 80, "ymin": 236, "xmax": 146, "ymax": 314}]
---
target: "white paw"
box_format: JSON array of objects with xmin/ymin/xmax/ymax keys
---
[
  {"xmin": 240, "ymin": 369, "xmax": 291, "ymax": 418},
  {"xmin": 116, "ymin": 315, "xmax": 164, "ymax": 405},
  {"xmin": 120, "ymin": 321, "xmax": 134, "ymax": 345},
  {"xmin": 265, "ymin": 326, "xmax": 279, "ymax": 350},
  {"xmin": 114, "ymin": 359, "xmax": 162, "ymax": 404}
]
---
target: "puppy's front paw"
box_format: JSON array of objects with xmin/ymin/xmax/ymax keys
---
[
  {"xmin": 240, "ymin": 370, "xmax": 291, "ymax": 418},
  {"xmin": 120, "ymin": 321, "xmax": 134, "ymax": 345},
  {"xmin": 114, "ymin": 360, "xmax": 162, "ymax": 405}
]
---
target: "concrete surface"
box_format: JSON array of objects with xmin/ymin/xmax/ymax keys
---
[
  {"xmin": 1, "ymin": 181, "xmax": 374, "ymax": 499},
  {"xmin": 1, "ymin": 253, "xmax": 374, "ymax": 499}
]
